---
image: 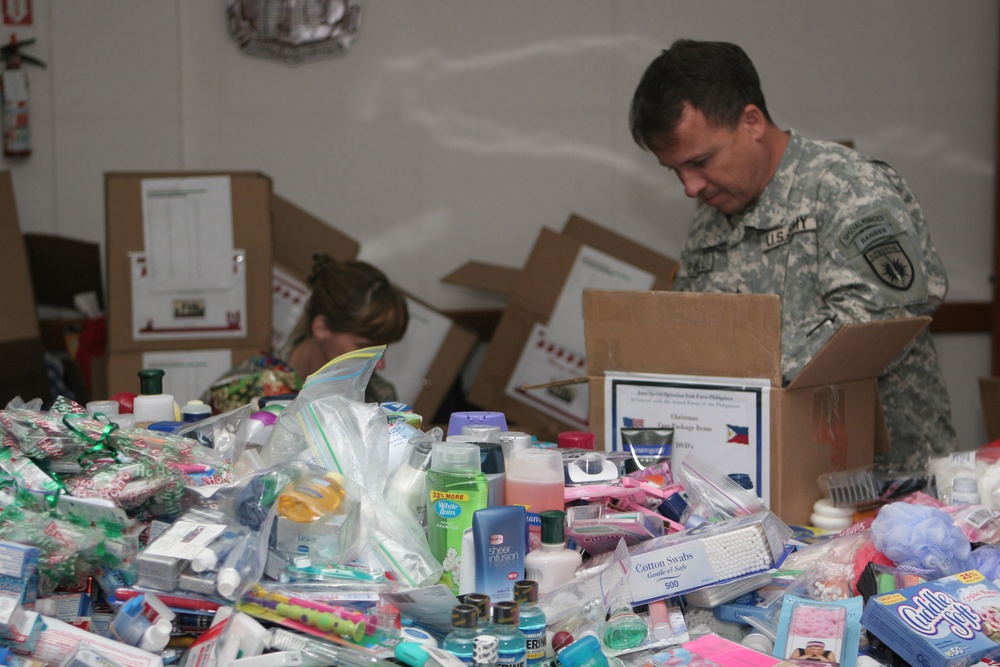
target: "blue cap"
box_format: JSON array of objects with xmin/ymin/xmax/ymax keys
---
[
  {"xmin": 394, "ymin": 642, "xmax": 431, "ymax": 667},
  {"xmin": 558, "ymin": 635, "xmax": 609, "ymax": 667}
]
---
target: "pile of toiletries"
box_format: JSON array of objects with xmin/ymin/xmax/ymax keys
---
[{"xmin": 3, "ymin": 352, "xmax": 1000, "ymax": 667}]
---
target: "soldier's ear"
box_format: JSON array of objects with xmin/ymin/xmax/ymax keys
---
[{"xmin": 741, "ymin": 104, "xmax": 767, "ymax": 140}]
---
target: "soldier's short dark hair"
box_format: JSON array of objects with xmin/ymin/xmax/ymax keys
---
[{"xmin": 629, "ymin": 39, "xmax": 773, "ymax": 151}]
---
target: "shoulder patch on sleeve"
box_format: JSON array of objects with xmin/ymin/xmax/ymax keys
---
[
  {"xmin": 837, "ymin": 207, "xmax": 901, "ymax": 253},
  {"xmin": 864, "ymin": 241, "xmax": 914, "ymax": 290}
]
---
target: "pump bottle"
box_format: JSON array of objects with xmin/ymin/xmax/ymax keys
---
[
  {"xmin": 523, "ymin": 510, "xmax": 582, "ymax": 595},
  {"xmin": 132, "ymin": 368, "xmax": 176, "ymax": 425}
]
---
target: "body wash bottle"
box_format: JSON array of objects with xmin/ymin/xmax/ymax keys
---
[
  {"xmin": 132, "ymin": 368, "xmax": 176, "ymax": 426},
  {"xmin": 426, "ymin": 442, "xmax": 488, "ymax": 592},
  {"xmin": 523, "ymin": 510, "xmax": 582, "ymax": 595}
]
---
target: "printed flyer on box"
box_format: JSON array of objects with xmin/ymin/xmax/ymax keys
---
[{"xmin": 603, "ymin": 372, "xmax": 771, "ymax": 505}]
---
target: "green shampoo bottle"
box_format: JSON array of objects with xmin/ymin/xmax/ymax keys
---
[{"xmin": 426, "ymin": 441, "xmax": 488, "ymax": 592}]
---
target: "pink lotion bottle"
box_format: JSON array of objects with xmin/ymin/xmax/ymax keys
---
[
  {"xmin": 524, "ymin": 510, "xmax": 582, "ymax": 595},
  {"xmin": 505, "ymin": 448, "xmax": 565, "ymax": 514}
]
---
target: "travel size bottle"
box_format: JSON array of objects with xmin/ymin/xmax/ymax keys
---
[
  {"xmin": 524, "ymin": 510, "xmax": 582, "ymax": 595},
  {"xmin": 505, "ymin": 448, "xmax": 565, "ymax": 514},
  {"xmin": 426, "ymin": 442, "xmax": 488, "ymax": 592},
  {"xmin": 132, "ymin": 368, "xmax": 176, "ymax": 425},
  {"xmin": 276, "ymin": 471, "xmax": 347, "ymax": 523},
  {"xmin": 493, "ymin": 601, "xmax": 527, "ymax": 667},
  {"xmin": 443, "ymin": 604, "xmax": 481, "ymax": 666},
  {"xmin": 514, "ymin": 580, "xmax": 547, "ymax": 667}
]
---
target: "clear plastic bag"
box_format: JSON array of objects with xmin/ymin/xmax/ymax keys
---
[{"xmin": 675, "ymin": 452, "xmax": 767, "ymax": 521}]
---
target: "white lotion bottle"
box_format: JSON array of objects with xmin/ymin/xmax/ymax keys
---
[
  {"xmin": 524, "ymin": 509, "xmax": 582, "ymax": 595},
  {"xmin": 132, "ymin": 368, "xmax": 176, "ymax": 425}
]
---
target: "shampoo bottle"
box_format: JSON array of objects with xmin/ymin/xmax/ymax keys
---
[
  {"xmin": 426, "ymin": 442, "xmax": 488, "ymax": 592},
  {"xmin": 276, "ymin": 471, "xmax": 347, "ymax": 523},
  {"xmin": 132, "ymin": 368, "xmax": 176, "ymax": 425},
  {"xmin": 523, "ymin": 510, "xmax": 582, "ymax": 595}
]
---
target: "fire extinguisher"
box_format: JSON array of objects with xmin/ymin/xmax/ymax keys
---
[{"xmin": 0, "ymin": 35, "xmax": 45, "ymax": 158}]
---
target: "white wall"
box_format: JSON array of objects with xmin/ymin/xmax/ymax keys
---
[{"xmin": 7, "ymin": 1, "xmax": 997, "ymax": 448}]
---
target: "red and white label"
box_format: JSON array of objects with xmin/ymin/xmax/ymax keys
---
[{"xmin": 2, "ymin": 0, "xmax": 32, "ymax": 26}]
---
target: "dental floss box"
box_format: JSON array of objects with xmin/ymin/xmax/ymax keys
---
[{"xmin": 861, "ymin": 569, "xmax": 1000, "ymax": 667}]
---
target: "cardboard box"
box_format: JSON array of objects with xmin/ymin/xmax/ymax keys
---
[
  {"xmin": 23, "ymin": 233, "xmax": 103, "ymax": 311},
  {"xmin": 0, "ymin": 171, "xmax": 49, "ymax": 405},
  {"xmin": 271, "ymin": 193, "xmax": 360, "ymax": 280},
  {"xmin": 105, "ymin": 171, "xmax": 274, "ymax": 354},
  {"xmin": 467, "ymin": 214, "xmax": 678, "ymax": 440},
  {"xmin": 979, "ymin": 376, "xmax": 1000, "ymax": 443},
  {"xmin": 103, "ymin": 347, "xmax": 260, "ymax": 403},
  {"xmin": 583, "ymin": 290, "xmax": 928, "ymax": 525}
]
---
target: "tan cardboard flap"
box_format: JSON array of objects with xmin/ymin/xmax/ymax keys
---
[
  {"xmin": 0, "ymin": 171, "xmax": 39, "ymax": 343},
  {"xmin": 787, "ymin": 316, "xmax": 930, "ymax": 389},
  {"xmin": 583, "ymin": 291, "xmax": 783, "ymax": 385},
  {"xmin": 562, "ymin": 213, "xmax": 678, "ymax": 289},
  {"xmin": 441, "ymin": 261, "xmax": 520, "ymax": 296},
  {"xmin": 272, "ymin": 194, "xmax": 359, "ymax": 282}
]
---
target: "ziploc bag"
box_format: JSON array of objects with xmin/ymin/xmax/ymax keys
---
[
  {"xmin": 262, "ymin": 347, "xmax": 442, "ymax": 587},
  {"xmin": 675, "ymin": 451, "xmax": 767, "ymax": 521},
  {"xmin": 261, "ymin": 346, "xmax": 384, "ymax": 468}
]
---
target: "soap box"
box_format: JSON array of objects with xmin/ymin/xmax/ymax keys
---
[{"xmin": 861, "ymin": 569, "xmax": 1000, "ymax": 667}]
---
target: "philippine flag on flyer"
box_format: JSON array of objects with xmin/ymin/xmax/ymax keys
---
[{"xmin": 603, "ymin": 372, "xmax": 771, "ymax": 506}]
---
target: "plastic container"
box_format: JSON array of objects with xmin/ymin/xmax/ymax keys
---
[
  {"xmin": 181, "ymin": 399, "xmax": 212, "ymax": 423},
  {"xmin": 426, "ymin": 442, "xmax": 488, "ymax": 592},
  {"xmin": 384, "ymin": 438, "xmax": 434, "ymax": 525},
  {"xmin": 477, "ymin": 442, "xmax": 506, "ymax": 507},
  {"xmin": 448, "ymin": 411, "xmax": 508, "ymax": 439},
  {"xmin": 505, "ymin": 448, "xmax": 564, "ymax": 514},
  {"xmin": 523, "ymin": 510, "xmax": 582, "ymax": 595},
  {"xmin": 276, "ymin": 471, "xmax": 347, "ymax": 523},
  {"xmin": 514, "ymin": 581, "xmax": 547, "ymax": 666},
  {"xmin": 132, "ymin": 368, "xmax": 176, "ymax": 424},
  {"xmin": 557, "ymin": 431, "xmax": 595, "ymax": 450},
  {"xmin": 442, "ymin": 604, "xmax": 480, "ymax": 664},
  {"xmin": 952, "ymin": 476, "xmax": 981, "ymax": 505},
  {"xmin": 493, "ymin": 601, "xmax": 527, "ymax": 667}
]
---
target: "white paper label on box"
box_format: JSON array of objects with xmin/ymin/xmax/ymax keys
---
[
  {"xmin": 141, "ymin": 176, "xmax": 235, "ymax": 292},
  {"xmin": 272, "ymin": 265, "xmax": 309, "ymax": 351},
  {"xmin": 141, "ymin": 349, "xmax": 234, "ymax": 405},
  {"xmin": 378, "ymin": 297, "xmax": 455, "ymax": 408},
  {"xmin": 505, "ymin": 323, "xmax": 589, "ymax": 429},
  {"xmin": 604, "ymin": 372, "xmax": 771, "ymax": 506},
  {"xmin": 143, "ymin": 521, "xmax": 227, "ymax": 561},
  {"xmin": 131, "ymin": 250, "xmax": 248, "ymax": 341}
]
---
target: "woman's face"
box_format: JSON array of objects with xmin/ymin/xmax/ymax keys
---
[{"xmin": 318, "ymin": 330, "xmax": 384, "ymax": 369}]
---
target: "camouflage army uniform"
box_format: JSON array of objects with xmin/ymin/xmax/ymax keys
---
[{"xmin": 673, "ymin": 131, "xmax": 958, "ymax": 473}]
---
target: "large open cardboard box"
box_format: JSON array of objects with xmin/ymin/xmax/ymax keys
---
[
  {"xmin": 583, "ymin": 290, "xmax": 929, "ymax": 525},
  {"xmin": 467, "ymin": 214, "xmax": 678, "ymax": 439},
  {"xmin": 0, "ymin": 171, "xmax": 49, "ymax": 405}
]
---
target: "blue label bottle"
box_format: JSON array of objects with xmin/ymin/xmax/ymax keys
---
[
  {"xmin": 514, "ymin": 581, "xmax": 546, "ymax": 666},
  {"xmin": 493, "ymin": 601, "xmax": 527, "ymax": 667}
]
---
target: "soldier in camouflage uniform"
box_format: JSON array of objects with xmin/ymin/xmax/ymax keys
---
[{"xmin": 629, "ymin": 39, "xmax": 958, "ymax": 472}]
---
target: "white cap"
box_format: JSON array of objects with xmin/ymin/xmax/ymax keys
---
[
  {"xmin": 191, "ymin": 548, "xmax": 219, "ymax": 573},
  {"xmin": 217, "ymin": 568, "xmax": 242, "ymax": 598},
  {"xmin": 140, "ymin": 619, "xmax": 173, "ymax": 652}
]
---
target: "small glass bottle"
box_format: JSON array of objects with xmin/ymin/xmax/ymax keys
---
[
  {"xmin": 443, "ymin": 604, "xmax": 480, "ymax": 666},
  {"xmin": 464, "ymin": 592, "xmax": 495, "ymax": 635},
  {"xmin": 493, "ymin": 601, "xmax": 527, "ymax": 667},
  {"xmin": 276, "ymin": 471, "xmax": 347, "ymax": 523},
  {"xmin": 514, "ymin": 580, "xmax": 547, "ymax": 667}
]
